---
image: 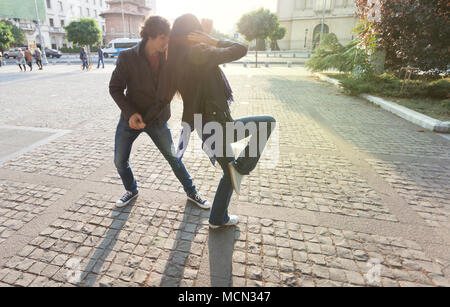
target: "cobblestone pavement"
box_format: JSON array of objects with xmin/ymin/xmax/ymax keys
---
[{"xmin": 0, "ymin": 65, "xmax": 449, "ymax": 287}]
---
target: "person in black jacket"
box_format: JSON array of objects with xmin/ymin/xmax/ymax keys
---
[
  {"xmin": 109, "ymin": 15, "xmax": 211, "ymax": 209},
  {"xmin": 162, "ymin": 14, "xmax": 276, "ymax": 229}
]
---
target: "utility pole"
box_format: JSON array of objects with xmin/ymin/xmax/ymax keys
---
[
  {"xmin": 320, "ymin": 0, "xmax": 327, "ymax": 45},
  {"xmin": 34, "ymin": 0, "xmax": 48, "ymax": 64},
  {"xmin": 120, "ymin": 0, "xmax": 126, "ymax": 38}
]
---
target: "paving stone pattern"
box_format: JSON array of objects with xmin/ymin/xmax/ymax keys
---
[{"xmin": 0, "ymin": 66, "xmax": 448, "ymax": 287}]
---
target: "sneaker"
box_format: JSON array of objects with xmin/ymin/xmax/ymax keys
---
[
  {"xmin": 228, "ymin": 162, "xmax": 244, "ymax": 195},
  {"xmin": 187, "ymin": 192, "xmax": 211, "ymax": 210},
  {"xmin": 116, "ymin": 190, "xmax": 138, "ymax": 208},
  {"xmin": 209, "ymin": 215, "xmax": 239, "ymax": 229}
]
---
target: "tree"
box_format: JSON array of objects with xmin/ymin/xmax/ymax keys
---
[
  {"xmin": 269, "ymin": 25, "xmax": 286, "ymax": 51},
  {"xmin": 0, "ymin": 21, "xmax": 14, "ymax": 51},
  {"xmin": 2, "ymin": 20, "xmax": 26, "ymax": 47},
  {"xmin": 65, "ymin": 18, "xmax": 101, "ymax": 47},
  {"xmin": 356, "ymin": 0, "xmax": 450, "ymax": 73},
  {"xmin": 237, "ymin": 8, "xmax": 279, "ymax": 67}
]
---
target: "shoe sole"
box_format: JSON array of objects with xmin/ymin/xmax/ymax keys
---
[
  {"xmin": 187, "ymin": 197, "xmax": 211, "ymax": 210},
  {"xmin": 209, "ymin": 219, "xmax": 239, "ymax": 229},
  {"xmin": 228, "ymin": 163, "xmax": 241, "ymax": 195},
  {"xmin": 115, "ymin": 193, "xmax": 138, "ymax": 208}
]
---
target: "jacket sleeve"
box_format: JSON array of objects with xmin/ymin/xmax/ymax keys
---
[
  {"xmin": 109, "ymin": 52, "xmax": 138, "ymax": 121},
  {"xmin": 189, "ymin": 39, "xmax": 248, "ymax": 68}
]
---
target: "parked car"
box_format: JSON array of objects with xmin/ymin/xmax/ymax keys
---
[
  {"xmin": 3, "ymin": 47, "xmax": 29, "ymax": 59},
  {"xmin": 44, "ymin": 48, "xmax": 62, "ymax": 58}
]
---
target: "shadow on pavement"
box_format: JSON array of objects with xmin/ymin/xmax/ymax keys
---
[
  {"xmin": 160, "ymin": 200, "xmax": 210, "ymax": 287},
  {"xmin": 208, "ymin": 227, "xmax": 239, "ymax": 287},
  {"xmin": 78, "ymin": 199, "xmax": 136, "ymax": 287}
]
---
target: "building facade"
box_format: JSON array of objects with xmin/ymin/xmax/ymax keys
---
[
  {"xmin": 0, "ymin": 0, "xmax": 108, "ymax": 50},
  {"xmin": 277, "ymin": 0, "xmax": 357, "ymax": 51},
  {"xmin": 101, "ymin": 0, "xmax": 156, "ymax": 44}
]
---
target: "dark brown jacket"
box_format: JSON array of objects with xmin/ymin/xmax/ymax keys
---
[{"xmin": 109, "ymin": 42, "xmax": 170, "ymax": 126}]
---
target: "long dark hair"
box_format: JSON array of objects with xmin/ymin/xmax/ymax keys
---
[{"xmin": 164, "ymin": 14, "xmax": 203, "ymax": 103}]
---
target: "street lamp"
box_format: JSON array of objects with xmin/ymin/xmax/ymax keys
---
[
  {"xmin": 120, "ymin": 0, "xmax": 126, "ymax": 38},
  {"xmin": 320, "ymin": 0, "xmax": 327, "ymax": 45},
  {"xmin": 34, "ymin": 0, "xmax": 48, "ymax": 64}
]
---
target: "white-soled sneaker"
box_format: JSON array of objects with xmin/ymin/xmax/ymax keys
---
[
  {"xmin": 187, "ymin": 192, "xmax": 211, "ymax": 210},
  {"xmin": 116, "ymin": 191, "xmax": 138, "ymax": 208},
  {"xmin": 209, "ymin": 215, "xmax": 240, "ymax": 229},
  {"xmin": 228, "ymin": 162, "xmax": 244, "ymax": 195}
]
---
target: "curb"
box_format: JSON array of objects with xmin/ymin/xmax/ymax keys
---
[{"xmin": 314, "ymin": 73, "xmax": 450, "ymax": 133}]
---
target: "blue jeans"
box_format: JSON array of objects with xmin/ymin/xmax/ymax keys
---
[
  {"xmin": 208, "ymin": 115, "xmax": 276, "ymax": 225},
  {"xmin": 114, "ymin": 118, "xmax": 197, "ymax": 195},
  {"xmin": 97, "ymin": 57, "xmax": 104, "ymax": 68},
  {"xmin": 82, "ymin": 58, "xmax": 88, "ymax": 70}
]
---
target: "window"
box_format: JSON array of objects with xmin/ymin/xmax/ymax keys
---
[
  {"xmin": 61, "ymin": 20, "xmax": 65, "ymax": 27},
  {"xmin": 49, "ymin": 18, "xmax": 54, "ymax": 27},
  {"xmin": 115, "ymin": 43, "xmax": 139, "ymax": 49},
  {"xmin": 86, "ymin": 8, "xmax": 90, "ymax": 16},
  {"xmin": 58, "ymin": 1, "xmax": 63, "ymax": 11},
  {"xmin": 94, "ymin": 10, "xmax": 98, "ymax": 17},
  {"xmin": 46, "ymin": 0, "xmax": 51, "ymax": 9}
]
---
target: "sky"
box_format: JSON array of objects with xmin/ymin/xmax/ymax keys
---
[{"xmin": 155, "ymin": 0, "xmax": 278, "ymax": 34}]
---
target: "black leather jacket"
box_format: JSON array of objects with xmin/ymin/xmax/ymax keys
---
[
  {"xmin": 179, "ymin": 39, "xmax": 248, "ymax": 128},
  {"xmin": 109, "ymin": 42, "xmax": 170, "ymax": 126}
]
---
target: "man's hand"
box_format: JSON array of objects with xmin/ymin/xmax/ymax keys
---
[
  {"xmin": 187, "ymin": 31, "xmax": 218, "ymax": 47},
  {"xmin": 129, "ymin": 113, "xmax": 146, "ymax": 130}
]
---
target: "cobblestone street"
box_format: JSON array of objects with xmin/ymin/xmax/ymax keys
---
[{"xmin": 0, "ymin": 64, "xmax": 449, "ymax": 287}]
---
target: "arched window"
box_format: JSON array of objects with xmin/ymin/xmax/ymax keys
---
[{"xmin": 312, "ymin": 24, "xmax": 329, "ymax": 48}]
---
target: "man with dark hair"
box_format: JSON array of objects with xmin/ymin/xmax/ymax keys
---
[{"xmin": 109, "ymin": 16, "xmax": 211, "ymax": 210}]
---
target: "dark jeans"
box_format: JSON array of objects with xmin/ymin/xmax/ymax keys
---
[
  {"xmin": 36, "ymin": 59, "xmax": 43, "ymax": 69},
  {"xmin": 114, "ymin": 118, "xmax": 197, "ymax": 195},
  {"xmin": 208, "ymin": 115, "xmax": 276, "ymax": 225},
  {"xmin": 97, "ymin": 57, "xmax": 104, "ymax": 68},
  {"xmin": 82, "ymin": 58, "xmax": 88, "ymax": 70}
]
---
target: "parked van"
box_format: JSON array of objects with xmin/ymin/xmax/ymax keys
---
[{"xmin": 103, "ymin": 38, "xmax": 141, "ymax": 58}]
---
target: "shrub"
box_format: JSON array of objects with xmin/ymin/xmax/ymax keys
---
[
  {"xmin": 441, "ymin": 99, "xmax": 450, "ymax": 110},
  {"xmin": 427, "ymin": 79, "xmax": 450, "ymax": 100}
]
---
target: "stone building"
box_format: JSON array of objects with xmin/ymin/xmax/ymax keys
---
[
  {"xmin": 277, "ymin": 0, "xmax": 358, "ymax": 51},
  {"xmin": 100, "ymin": 0, "xmax": 156, "ymax": 44},
  {"xmin": 0, "ymin": 0, "xmax": 108, "ymax": 50}
]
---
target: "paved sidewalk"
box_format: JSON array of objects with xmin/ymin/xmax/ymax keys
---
[{"xmin": 0, "ymin": 65, "xmax": 449, "ymax": 287}]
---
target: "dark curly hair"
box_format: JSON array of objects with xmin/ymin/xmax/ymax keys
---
[{"xmin": 140, "ymin": 15, "xmax": 171, "ymax": 41}]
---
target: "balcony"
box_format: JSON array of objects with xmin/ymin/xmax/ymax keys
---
[
  {"xmin": 49, "ymin": 27, "xmax": 66, "ymax": 34},
  {"xmin": 19, "ymin": 23, "xmax": 36, "ymax": 32}
]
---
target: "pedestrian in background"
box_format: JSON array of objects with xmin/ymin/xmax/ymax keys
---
[
  {"xmin": 17, "ymin": 48, "xmax": 26, "ymax": 71},
  {"xmin": 80, "ymin": 47, "xmax": 89, "ymax": 71},
  {"xmin": 0, "ymin": 51, "xmax": 3, "ymax": 67},
  {"xmin": 35, "ymin": 47, "xmax": 43, "ymax": 70},
  {"xmin": 97, "ymin": 44, "xmax": 104, "ymax": 69},
  {"xmin": 24, "ymin": 47, "xmax": 33, "ymax": 71}
]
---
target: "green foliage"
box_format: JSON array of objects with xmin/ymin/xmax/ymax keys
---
[
  {"xmin": 356, "ymin": 0, "xmax": 449, "ymax": 71},
  {"xmin": 269, "ymin": 25, "xmax": 286, "ymax": 50},
  {"xmin": 427, "ymin": 80, "xmax": 450, "ymax": 100},
  {"xmin": 237, "ymin": 8, "xmax": 278, "ymax": 43},
  {"xmin": 1, "ymin": 20, "xmax": 26, "ymax": 47},
  {"xmin": 0, "ymin": 21, "xmax": 14, "ymax": 51},
  {"xmin": 441, "ymin": 99, "xmax": 450, "ymax": 110},
  {"xmin": 65, "ymin": 18, "xmax": 101, "ymax": 46},
  {"xmin": 306, "ymin": 20, "xmax": 379, "ymax": 79},
  {"xmin": 338, "ymin": 74, "xmax": 449, "ymax": 100}
]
